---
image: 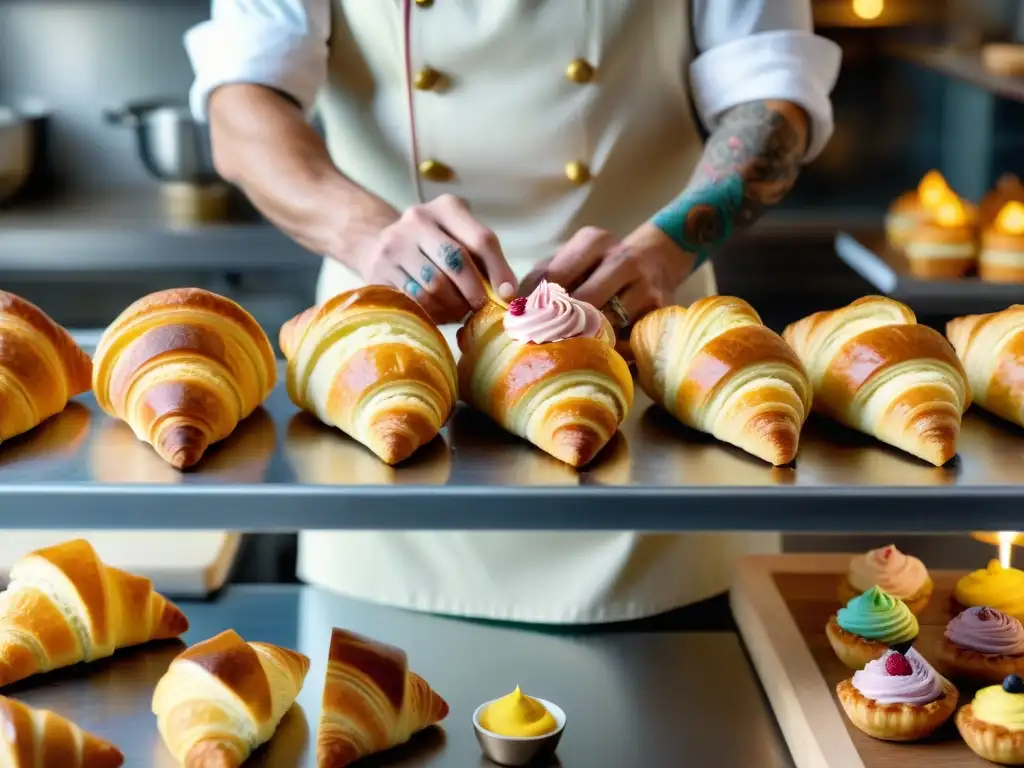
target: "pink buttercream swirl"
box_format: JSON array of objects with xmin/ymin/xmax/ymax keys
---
[
  {"xmin": 946, "ymin": 607, "xmax": 1024, "ymax": 656},
  {"xmin": 502, "ymin": 279, "xmax": 604, "ymax": 344},
  {"xmin": 848, "ymin": 545, "xmax": 928, "ymax": 598},
  {"xmin": 852, "ymin": 649, "xmax": 944, "ymax": 705}
]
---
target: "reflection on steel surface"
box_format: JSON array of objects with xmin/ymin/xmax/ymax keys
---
[
  {"xmin": 0, "ymin": 402, "xmax": 91, "ymax": 467},
  {"xmin": 248, "ymin": 704, "xmax": 310, "ymax": 768},
  {"xmin": 285, "ymin": 413, "xmax": 451, "ymax": 486},
  {"xmin": 88, "ymin": 407, "xmax": 276, "ymax": 484}
]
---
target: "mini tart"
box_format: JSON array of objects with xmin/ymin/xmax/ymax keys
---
[
  {"xmin": 980, "ymin": 229, "xmax": 1024, "ymax": 283},
  {"xmin": 957, "ymin": 704, "xmax": 1024, "ymax": 765},
  {"xmin": 939, "ymin": 637, "xmax": 1024, "ymax": 686},
  {"xmin": 905, "ymin": 222, "xmax": 978, "ymax": 279},
  {"xmin": 826, "ymin": 615, "xmax": 892, "ymax": 670},
  {"xmin": 837, "ymin": 676, "xmax": 958, "ymax": 742},
  {"xmin": 885, "ymin": 192, "xmax": 922, "ymax": 247},
  {"xmin": 838, "ymin": 576, "xmax": 933, "ymax": 617}
]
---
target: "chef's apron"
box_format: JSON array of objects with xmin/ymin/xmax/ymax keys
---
[{"xmin": 298, "ymin": 0, "xmax": 779, "ymax": 623}]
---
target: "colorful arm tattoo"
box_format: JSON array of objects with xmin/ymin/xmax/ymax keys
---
[{"xmin": 652, "ymin": 100, "xmax": 808, "ymax": 268}]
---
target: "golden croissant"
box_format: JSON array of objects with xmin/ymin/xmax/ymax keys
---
[
  {"xmin": 0, "ymin": 291, "xmax": 91, "ymax": 444},
  {"xmin": 0, "ymin": 538, "xmax": 189, "ymax": 686},
  {"xmin": 280, "ymin": 286, "xmax": 457, "ymax": 465},
  {"xmin": 631, "ymin": 297, "xmax": 812, "ymax": 465},
  {"xmin": 457, "ymin": 300, "xmax": 633, "ymax": 467},
  {"xmin": 947, "ymin": 305, "xmax": 1024, "ymax": 428},
  {"xmin": 0, "ymin": 694, "xmax": 124, "ymax": 767},
  {"xmin": 152, "ymin": 629, "xmax": 309, "ymax": 767},
  {"xmin": 92, "ymin": 288, "xmax": 277, "ymax": 469},
  {"xmin": 783, "ymin": 296, "xmax": 970, "ymax": 465},
  {"xmin": 318, "ymin": 627, "xmax": 449, "ymax": 767}
]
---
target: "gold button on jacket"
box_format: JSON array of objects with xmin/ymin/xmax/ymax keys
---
[
  {"xmin": 565, "ymin": 160, "xmax": 591, "ymax": 185},
  {"xmin": 566, "ymin": 58, "xmax": 595, "ymax": 84},
  {"xmin": 414, "ymin": 0, "xmax": 433, "ymax": 7},
  {"xmin": 419, "ymin": 160, "xmax": 454, "ymax": 182},
  {"xmin": 413, "ymin": 67, "xmax": 444, "ymax": 91}
]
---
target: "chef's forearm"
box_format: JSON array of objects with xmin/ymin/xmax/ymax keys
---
[
  {"xmin": 651, "ymin": 99, "xmax": 809, "ymax": 266},
  {"xmin": 207, "ymin": 84, "xmax": 397, "ymax": 266}
]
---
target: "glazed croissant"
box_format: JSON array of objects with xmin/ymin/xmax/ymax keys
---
[
  {"xmin": 947, "ymin": 305, "xmax": 1024, "ymax": 427},
  {"xmin": 631, "ymin": 297, "xmax": 812, "ymax": 465},
  {"xmin": 0, "ymin": 291, "xmax": 91, "ymax": 444},
  {"xmin": 280, "ymin": 286, "xmax": 457, "ymax": 465},
  {"xmin": 0, "ymin": 694, "xmax": 124, "ymax": 767},
  {"xmin": 783, "ymin": 296, "xmax": 970, "ymax": 466},
  {"xmin": 457, "ymin": 301, "xmax": 633, "ymax": 467},
  {"xmin": 92, "ymin": 288, "xmax": 277, "ymax": 469},
  {"xmin": 0, "ymin": 538, "xmax": 189, "ymax": 686},
  {"xmin": 152, "ymin": 629, "xmax": 310, "ymax": 767},
  {"xmin": 318, "ymin": 627, "xmax": 449, "ymax": 768}
]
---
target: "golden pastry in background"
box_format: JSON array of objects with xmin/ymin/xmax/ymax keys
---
[
  {"xmin": 285, "ymin": 412, "xmax": 451, "ymax": 486},
  {"xmin": 90, "ymin": 407, "xmax": 276, "ymax": 484},
  {"xmin": 885, "ymin": 170, "xmax": 951, "ymax": 247},
  {"xmin": 980, "ymin": 201, "xmax": 1024, "ymax": 282},
  {"xmin": 92, "ymin": 288, "xmax": 277, "ymax": 469},
  {"xmin": 980, "ymin": 173, "xmax": 1024, "ymax": 229},
  {"xmin": 905, "ymin": 195, "xmax": 978, "ymax": 279}
]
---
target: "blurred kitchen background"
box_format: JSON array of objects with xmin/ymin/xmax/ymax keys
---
[{"xmin": 1, "ymin": 0, "xmax": 1022, "ymax": 586}]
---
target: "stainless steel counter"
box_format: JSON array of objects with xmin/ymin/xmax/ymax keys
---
[
  {"xmin": 1, "ymin": 367, "xmax": 1023, "ymax": 531},
  {"xmin": 2, "ymin": 584, "xmax": 793, "ymax": 768}
]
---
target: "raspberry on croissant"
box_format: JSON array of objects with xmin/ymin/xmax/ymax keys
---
[
  {"xmin": 92, "ymin": 288, "xmax": 277, "ymax": 469},
  {"xmin": 0, "ymin": 694, "xmax": 124, "ymax": 767},
  {"xmin": 457, "ymin": 281, "xmax": 633, "ymax": 467},
  {"xmin": 947, "ymin": 305, "xmax": 1024, "ymax": 428},
  {"xmin": 0, "ymin": 538, "xmax": 189, "ymax": 686},
  {"xmin": 631, "ymin": 297, "xmax": 812, "ymax": 465},
  {"xmin": 0, "ymin": 291, "xmax": 91, "ymax": 444},
  {"xmin": 280, "ymin": 286, "xmax": 457, "ymax": 465},
  {"xmin": 783, "ymin": 296, "xmax": 970, "ymax": 466}
]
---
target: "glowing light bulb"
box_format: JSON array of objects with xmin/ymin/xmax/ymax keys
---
[
  {"xmin": 996, "ymin": 201, "xmax": 1024, "ymax": 235},
  {"xmin": 852, "ymin": 0, "xmax": 884, "ymax": 21},
  {"xmin": 1000, "ymin": 531, "xmax": 1019, "ymax": 569},
  {"xmin": 918, "ymin": 170, "xmax": 950, "ymax": 209}
]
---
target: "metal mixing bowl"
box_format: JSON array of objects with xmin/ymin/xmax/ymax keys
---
[{"xmin": 104, "ymin": 100, "xmax": 219, "ymax": 184}]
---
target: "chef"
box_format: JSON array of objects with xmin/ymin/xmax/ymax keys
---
[{"xmin": 185, "ymin": 1, "xmax": 841, "ymax": 624}]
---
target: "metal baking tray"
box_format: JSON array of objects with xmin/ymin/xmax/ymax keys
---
[
  {"xmin": 1, "ymin": 363, "xmax": 1024, "ymax": 531},
  {"xmin": 5, "ymin": 584, "xmax": 792, "ymax": 768},
  {"xmin": 834, "ymin": 231, "xmax": 1024, "ymax": 315}
]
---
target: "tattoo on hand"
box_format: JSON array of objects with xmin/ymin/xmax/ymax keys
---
[
  {"xmin": 420, "ymin": 264, "xmax": 435, "ymax": 284},
  {"xmin": 440, "ymin": 243, "xmax": 464, "ymax": 274},
  {"xmin": 652, "ymin": 101, "xmax": 806, "ymax": 265},
  {"xmin": 404, "ymin": 278, "xmax": 421, "ymax": 297}
]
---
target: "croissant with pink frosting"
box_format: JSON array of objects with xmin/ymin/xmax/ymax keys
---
[{"xmin": 456, "ymin": 281, "xmax": 633, "ymax": 467}]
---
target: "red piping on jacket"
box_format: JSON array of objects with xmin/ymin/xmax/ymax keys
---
[{"xmin": 403, "ymin": 0, "xmax": 424, "ymax": 201}]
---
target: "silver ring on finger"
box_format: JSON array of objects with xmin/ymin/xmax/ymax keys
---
[{"xmin": 602, "ymin": 295, "xmax": 630, "ymax": 330}]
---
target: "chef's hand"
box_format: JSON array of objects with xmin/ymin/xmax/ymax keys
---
[
  {"xmin": 358, "ymin": 195, "xmax": 518, "ymax": 324},
  {"xmin": 522, "ymin": 224, "xmax": 695, "ymax": 326}
]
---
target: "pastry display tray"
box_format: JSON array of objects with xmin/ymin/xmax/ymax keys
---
[
  {"xmin": 732, "ymin": 554, "xmax": 994, "ymax": 768},
  {"xmin": 2, "ymin": 366, "xmax": 1024, "ymax": 530},
  {"xmin": 6, "ymin": 584, "xmax": 792, "ymax": 768},
  {"xmin": 833, "ymin": 232, "xmax": 1023, "ymax": 315}
]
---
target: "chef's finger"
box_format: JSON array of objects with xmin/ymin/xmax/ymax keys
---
[
  {"xmin": 546, "ymin": 227, "xmax": 617, "ymax": 291},
  {"xmin": 615, "ymin": 279, "xmax": 664, "ymax": 325},
  {"xmin": 572, "ymin": 247, "xmax": 639, "ymax": 308},
  {"xmin": 397, "ymin": 247, "xmax": 469, "ymax": 320},
  {"xmin": 412, "ymin": 224, "xmax": 488, "ymax": 310},
  {"xmin": 387, "ymin": 266, "xmax": 448, "ymax": 323},
  {"xmin": 433, "ymin": 195, "xmax": 517, "ymax": 299},
  {"xmin": 518, "ymin": 257, "xmax": 553, "ymax": 297}
]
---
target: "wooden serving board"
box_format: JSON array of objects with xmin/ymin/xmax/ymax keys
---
[{"xmin": 732, "ymin": 553, "xmax": 1001, "ymax": 768}]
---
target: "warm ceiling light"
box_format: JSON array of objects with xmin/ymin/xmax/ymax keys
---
[
  {"xmin": 852, "ymin": 0, "xmax": 884, "ymax": 20},
  {"xmin": 996, "ymin": 201, "xmax": 1024, "ymax": 235}
]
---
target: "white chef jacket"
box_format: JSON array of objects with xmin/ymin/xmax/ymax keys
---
[{"xmin": 186, "ymin": 0, "xmax": 841, "ymax": 623}]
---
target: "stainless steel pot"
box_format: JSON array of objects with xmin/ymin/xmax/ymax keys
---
[
  {"xmin": 104, "ymin": 100, "xmax": 219, "ymax": 183},
  {"xmin": 0, "ymin": 107, "xmax": 34, "ymax": 204}
]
